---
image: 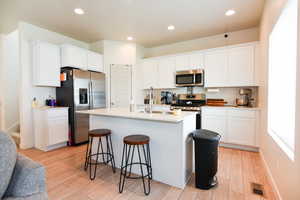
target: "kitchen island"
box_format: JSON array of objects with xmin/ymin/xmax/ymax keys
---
[{"xmin": 78, "ymin": 108, "xmax": 196, "ymax": 189}]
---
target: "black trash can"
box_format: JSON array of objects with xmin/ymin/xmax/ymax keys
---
[{"xmin": 192, "ymin": 129, "xmax": 221, "ymax": 190}]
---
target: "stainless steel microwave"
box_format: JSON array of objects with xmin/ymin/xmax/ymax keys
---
[{"xmin": 175, "ymin": 69, "xmax": 204, "ymax": 87}]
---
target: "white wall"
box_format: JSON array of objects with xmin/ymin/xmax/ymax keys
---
[
  {"xmin": 1, "ymin": 30, "xmax": 20, "ymax": 133},
  {"xmin": 0, "ymin": 34, "xmax": 4, "ymax": 131},
  {"xmin": 259, "ymin": 0, "xmax": 300, "ymax": 199},
  {"xmin": 18, "ymin": 22, "xmax": 90, "ymax": 149},
  {"xmin": 135, "ymin": 44, "xmax": 146, "ymax": 105},
  {"xmin": 144, "ymin": 27, "xmax": 259, "ymax": 58},
  {"xmin": 90, "ymin": 40, "xmax": 104, "ymax": 54}
]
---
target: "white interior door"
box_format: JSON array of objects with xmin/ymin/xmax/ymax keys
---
[{"xmin": 110, "ymin": 64, "xmax": 132, "ymax": 108}]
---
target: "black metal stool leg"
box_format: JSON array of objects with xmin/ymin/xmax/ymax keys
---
[
  {"xmin": 137, "ymin": 145, "xmax": 150, "ymax": 195},
  {"xmin": 147, "ymin": 143, "xmax": 152, "ymax": 179},
  {"xmin": 84, "ymin": 136, "xmax": 91, "ymax": 170},
  {"xmin": 142, "ymin": 144, "xmax": 151, "ymax": 181},
  {"xmin": 119, "ymin": 144, "xmax": 126, "ymax": 193},
  {"xmin": 90, "ymin": 137, "xmax": 101, "ymax": 180},
  {"xmin": 119, "ymin": 144, "xmax": 131, "ymax": 193},
  {"xmin": 88, "ymin": 137, "xmax": 94, "ymax": 175},
  {"xmin": 106, "ymin": 135, "xmax": 116, "ymax": 173},
  {"xmin": 109, "ymin": 135, "xmax": 116, "ymax": 172},
  {"xmin": 99, "ymin": 137, "xmax": 106, "ymax": 164},
  {"xmin": 105, "ymin": 136, "xmax": 109, "ymax": 164},
  {"xmin": 128, "ymin": 145, "xmax": 135, "ymax": 177}
]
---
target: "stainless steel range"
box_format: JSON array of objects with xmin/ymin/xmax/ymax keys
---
[
  {"xmin": 171, "ymin": 94, "xmax": 206, "ymax": 111},
  {"xmin": 171, "ymin": 93, "xmax": 206, "ymax": 129}
]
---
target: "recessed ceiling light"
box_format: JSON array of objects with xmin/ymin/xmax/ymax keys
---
[
  {"xmin": 225, "ymin": 9, "xmax": 236, "ymax": 16},
  {"xmin": 74, "ymin": 8, "xmax": 85, "ymax": 15},
  {"xmin": 127, "ymin": 36, "xmax": 133, "ymax": 41},
  {"xmin": 168, "ymin": 25, "xmax": 175, "ymax": 31}
]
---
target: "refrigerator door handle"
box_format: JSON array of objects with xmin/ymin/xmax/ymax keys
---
[
  {"xmin": 90, "ymin": 81, "xmax": 93, "ymax": 109},
  {"xmin": 88, "ymin": 81, "xmax": 91, "ymax": 109}
]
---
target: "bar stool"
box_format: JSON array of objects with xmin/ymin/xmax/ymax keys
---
[
  {"xmin": 84, "ymin": 129, "xmax": 116, "ymax": 180},
  {"xmin": 119, "ymin": 134, "xmax": 152, "ymax": 195}
]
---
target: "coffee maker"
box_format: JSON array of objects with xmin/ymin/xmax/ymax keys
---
[{"xmin": 161, "ymin": 91, "xmax": 174, "ymax": 105}]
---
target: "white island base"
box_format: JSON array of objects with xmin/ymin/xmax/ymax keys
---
[{"xmin": 83, "ymin": 109, "xmax": 196, "ymax": 189}]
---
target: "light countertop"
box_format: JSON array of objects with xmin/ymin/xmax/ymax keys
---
[
  {"xmin": 33, "ymin": 106, "xmax": 69, "ymax": 110},
  {"xmin": 202, "ymin": 105, "xmax": 261, "ymax": 111},
  {"xmin": 77, "ymin": 108, "xmax": 197, "ymax": 123}
]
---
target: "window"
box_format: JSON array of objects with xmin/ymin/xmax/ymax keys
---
[{"xmin": 268, "ymin": 0, "xmax": 298, "ymax": 160}]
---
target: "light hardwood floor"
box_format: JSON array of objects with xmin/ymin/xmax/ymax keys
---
[{"xmin": 19, "ymin": 146, "xmax": 277, "ymax": 200}]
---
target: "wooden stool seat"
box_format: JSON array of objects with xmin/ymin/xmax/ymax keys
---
[
  {"xmin": 89, "ymin": 129, "xmax": 111, "ymax": 137},
  {"xmin": 123, "ymin": 134, "xmax": 150, "ymax": 145}
]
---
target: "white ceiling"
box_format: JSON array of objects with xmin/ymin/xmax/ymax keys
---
[{"xmin": 0, "ymin": 0, "xmax": 265, "ymax": 47}]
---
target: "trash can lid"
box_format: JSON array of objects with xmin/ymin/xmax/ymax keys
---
[{"xmin": 192, "ymin": 129, "xmax": 221, "ymax": 141}]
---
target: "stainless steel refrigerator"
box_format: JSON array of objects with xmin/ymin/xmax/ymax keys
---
[{"xmin": 56, "ymin": 68, "xmax": 106, "ymax": 145}]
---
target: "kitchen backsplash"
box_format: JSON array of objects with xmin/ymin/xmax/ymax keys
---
[{"xmin": 142, "ymin": 87, "xmax": 258, "ymax": 106}]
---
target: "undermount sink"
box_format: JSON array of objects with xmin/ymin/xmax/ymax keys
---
[
  {"xmin": 151, "ymin": 111, "xmax": 164, "ymax": 114},
  {"xmin": 139, "ymin": 110, "xmax": 173, "ymax": 115}
]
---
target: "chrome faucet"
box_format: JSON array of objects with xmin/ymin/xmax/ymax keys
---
[{"xmin": 149, "ymin": 87, "xmax": 154, "ymax": 113}]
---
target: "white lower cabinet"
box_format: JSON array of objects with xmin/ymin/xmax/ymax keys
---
[
  {"xmin": 33, "ymin": 107, "xmax": 69, "ymax": 151},
  {"xmin": 227, "ymin": 116, "xmax": 256, "ymax": 146},
  {"xmin": 202, "ymin": 109, "xmax": 227, "ymax": 143},
  {"xmin": 202, "ymin": 107, "xmax": 259, "ymax": 148}
]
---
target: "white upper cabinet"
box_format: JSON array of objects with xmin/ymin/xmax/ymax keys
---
[
  {"xmin": 61, "ymin": 44, "xmax": 87, "ymax": 70},
  {"xmin": 141, "ymin": 42, "xmax": 259, "ymax": 89},
  {"xmin": 175, "ymin": 55, "xmax": 190, "ymax": 71},
  {"xmin": 227, "ymin": 45, "xmax": 254, "ymax": 86},
  {"xmin": 175, "ymin": 53, "xmax": 204, "ymax": 71},
  {"xmin": 87, "ymin": 50, "xmax": 104, "ymax": 72},
  {"xmin": 142, "ymin": 60, "xmax": 158, "ymax": 89},
  {"xmin": 254, "ymin": 44, "xmax": 261, "ymax": 86},
  {"xmin": 189, "ymin": 53, "xmax": 204, "ymax": 70},
  {"xmin": 33, "ymin": 41, "xmax": 61, "ymax": 87},
  {"xmin": 204, "ymin": 49, "xmax": 228, "ymax": 87},
  {"xmin": 204, "ymin": 43, "xmax": 257, "ymax": 87},
  {"xmin": 158, "ymin": 58, "xmax": 176, "ymax": 89}
]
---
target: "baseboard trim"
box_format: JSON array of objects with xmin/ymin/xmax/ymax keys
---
[
  {"xmin": 6, "ymin": 122, "xmax": 20, "ymax": 134},
  {"xmin": 39, "ymin": 142, "xmax": 67, "ymax": 152},
  {"xmin": 220, "ymin": 142, "xmax": 259, "ymax": 152},
  {"xmin": 259, "ymin": 151, "xmax": 282, "ymax": 200}
]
